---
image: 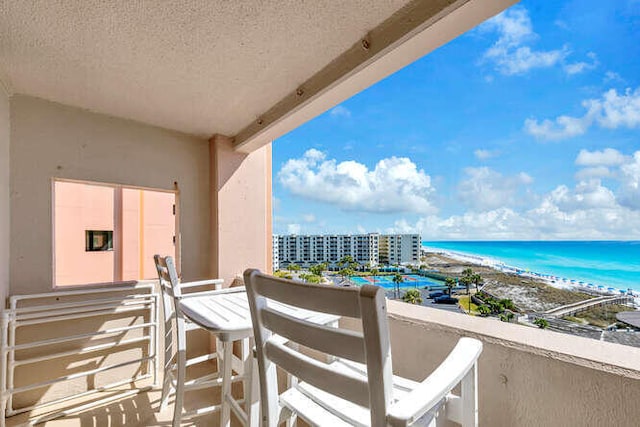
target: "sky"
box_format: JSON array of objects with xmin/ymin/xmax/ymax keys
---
[{"xmin": 272, "ymin": 0, "xmax": 640, "ymax": 240}]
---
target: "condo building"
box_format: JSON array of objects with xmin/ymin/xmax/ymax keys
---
[
  {"xmin": 379, "ymin": 234, "xmax": 421, "ymax": 266},
  {"xmin": 273, "ymin": 233, "xmax": 420, "ymax": 269}
]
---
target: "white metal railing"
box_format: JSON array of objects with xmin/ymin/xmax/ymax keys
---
[{"xmin": 1, "ymin": 284, "xmax": 159, "ymax": 425}]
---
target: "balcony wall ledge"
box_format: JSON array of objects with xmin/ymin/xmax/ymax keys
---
[{"xmin": 386, "ymin": 300, "xmax": 640, "ymax": 379}]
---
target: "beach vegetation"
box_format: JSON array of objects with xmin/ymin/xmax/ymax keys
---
[
  {"xmin": 534, "ymin": 318, "xmax": 549, "ymax": 329},
  {"xmin": 274, "ymin": 270, "xmax": 293, "ymax": 280},
  {"xmin": 402, "ymin": 289, "xmax": 423, "ymax": 305},
  {"xmin": 499, "ymin": 299, "xmax": 516, "ymax": 311},
  {"xmin": 477, "ymin": 304, "xmax": 491, "ymax": 317},
  {"xmin": 370, "ymin": 267, "xmax": 379, "ymax": 286},
  {"xmin": 299, "ymin": 273, "xmax": 322, "ymax": 284},
  {"xmin": 460, "ymin": 275, "xmax": 472, "ymax": 295},
  {"xmin": 338, "ymin": 255, "xmax": 357, "ymax": 270},
  {"xmin": 563, "ymin": 304, "xmax": 634, "ymax": 329},
  {"xmin": 309, "ymin": 263, "xmax": 327, "ymax": 276},
  {"xmin": 471, "ymin": 273, "xmax": 483, "ymax": 291},
  {"xmin": 499, "ymin": 311, "xmax": 515, "ymax": 323},
  {"xmin": 287, "ymin": 263, "xmax": 301, "ymax": 272},
  {"xmin": 458, "ymin": 295, "xmax": 480, "ymax": 315},
  {"xmin": 338, "ymin": 267, "xmax": 355, "ymax": 283},
  {"xmin": 444, "ymin": 277, "xmax": 456, "ymax": 296},
  {"xmin": 460, "ymin": 268, "xmax": 483, "ymax": 293}
]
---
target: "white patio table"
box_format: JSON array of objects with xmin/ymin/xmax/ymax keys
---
[{"xmin": 178, "ymin": 286, "xmax": 339, "ymax": 427}]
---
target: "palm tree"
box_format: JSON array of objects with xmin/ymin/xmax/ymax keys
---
[
  {"xmin": 392, "ymin": 273, "xmax": 404, "ymax": 299},
  {"xmin": 402, "ymin": 289, "xmax": 423, "ymax": 305},
  {"xmin": 371, "ymin": 267, "xmax": 379, "ymax": 287},
  {"xmin": 471, "ymin": 273, "xmax": 483, "ymax": 292},
  {"xmin": 309, "ymin": 263, "xmax": 326, "ymax": 277},
  {"xmin": 460, "ymin": 275, "xmax": 472, "ymax": 295},
  {"xmin": 444, "ymin": 277, "xmax": 456, "ymax": 296},
  {"xmin": 339, "ymin": 267, "xmax": 355, "ymax": 284},
  {"xmin": 339, "ymin": 255, "xmax": 354, "ymax": 268}
]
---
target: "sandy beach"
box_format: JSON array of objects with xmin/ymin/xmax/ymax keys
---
[{"xmin": 421, "ymin": 249, "xmax": 600, "ymax": 312}]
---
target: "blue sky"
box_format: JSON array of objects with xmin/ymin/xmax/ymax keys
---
[{"xmin": 272, "ymin": 0, "xmax": 640, "ymax": 240}]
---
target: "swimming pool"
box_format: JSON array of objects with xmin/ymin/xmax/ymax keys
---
[{"xmin": 349, "ymin": 274, "xmax": 445, "ymax": 289}]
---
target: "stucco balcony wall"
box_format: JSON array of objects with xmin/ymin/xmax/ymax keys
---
[{"xmin": 379, "ymin": 301, "xmax": 640, "ymax": 427}]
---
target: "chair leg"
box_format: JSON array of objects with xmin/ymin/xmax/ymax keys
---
[
  {"xmin": 160, "ymin": 369, "xmax": 172, "ymax": 410},
  {"xmin": 221, "ymin": 341, "xmax": 233, "ymax": 427},
  {"xmin": 246, "ymin": 337, "xmax": 261, "ymax": 427},
  {"xmin": 173, "ymin": 349, "xmax": 186, "ymax": 427}
]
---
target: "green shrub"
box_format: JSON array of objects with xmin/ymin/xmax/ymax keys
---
[
  {"xmin": 534, "ymin": 318, "xmax": 549, "ymax": 329},
  {"xmin": 402, "ymin": 289, "xmax": 423, "ymax": 305}
]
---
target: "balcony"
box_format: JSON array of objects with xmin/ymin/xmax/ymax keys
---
[
  {"xmin": 4, "ymin": 297, "xmax": 640, "ymax": 426},
  {"xmin": 3, "ymin": 0, "xmax": 639, "ymax": 425}
]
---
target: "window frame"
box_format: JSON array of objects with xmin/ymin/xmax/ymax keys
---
[{"xmin": 51, "ymin": 177, "xmax": 180, "ymax": 289}]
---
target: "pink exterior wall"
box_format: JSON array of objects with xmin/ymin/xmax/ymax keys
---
[
  {"xmin": 121, "ymin": 188, "xmax": 141, "ymax": 281},
  {"xmin": 210, "ymin": 136, "xmax": 272, "ymax": 284},
  {"xmin": 54, "ymin": 181, "xmax": 114, "ymax": 286},
  {"xmin": 138, "ymin": 189, "xmax": 175, "ymax": 280},
  {"xmin": 54, "ymin": 181, "xmax": 175, "ymax": 286}
]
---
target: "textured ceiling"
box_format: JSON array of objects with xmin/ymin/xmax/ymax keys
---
[{"xmin": 0, "ymin": 0, "xmax": 412, "ymax": 137}]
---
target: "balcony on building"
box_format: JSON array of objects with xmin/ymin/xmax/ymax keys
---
[{"xmin": 1, "ymin": 0, "xmax": 640, "ymax": 426}]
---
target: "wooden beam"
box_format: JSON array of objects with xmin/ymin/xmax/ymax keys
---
[{"xmin": 233, "ymin": 0, "xmax": 516, "ymax": 153}]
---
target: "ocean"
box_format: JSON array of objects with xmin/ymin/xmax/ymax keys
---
[{"xmin": 424, "ymin": 241, "xmax": 640, "ymax": 291}]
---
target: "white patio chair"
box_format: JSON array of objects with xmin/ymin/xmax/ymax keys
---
[
  {"xmin": 155, "ymin": 255, "xmax": 249, "ymax": 427},
  {"xmin": 244, "ymin": 268, "xmax": 483, "ymax": 427}
]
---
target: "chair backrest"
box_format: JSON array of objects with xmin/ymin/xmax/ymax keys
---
[
  {"xmin": 244, "ymin": 269, "xmax": 394, "ymax": 427},
  {"xmin": 154, "ymin": 255, "xmax": 187, "ymax": 362}
]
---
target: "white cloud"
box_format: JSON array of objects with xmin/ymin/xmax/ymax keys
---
[
  {"xmin": 388, "ymin": 150, "xmax": 640, "ymax": 240},
  {"xmin": 481, "ymin": 7, "xmax": 599, "ymax": 77},
  {"xmin": 474, "ymin": 149, "xmax": 499, "ymax": 160},
  {"xmin": 604, "ymin": 71, "xmax": 623, "ymax": 83},
  {"xmin": 524, "ymin": 115, "xmax": 589, "ymax": 140},
  {"xmin": 575, "ymin": 148, "xmax": 626, "ymax": 166},
  {"xmin": 287, "ymin": 223, "xmax": 301, "ymax": 234},
  {"xmin": 481, "ymin": 7, "xmax": 567, "ymax": 75},
  {"xmin": 575, "ymin": 166, "xmax": 612, "ymax": 180},
  {"xmin": 525, "ymin": 87, "xmax": 640, "ymax": 140},
  {"xmin": 278, "ymin": 150, "xmax": 437, "ymax": 214},
  {"xmin": 457, "ymin": 167, "xmax": 533, "ymax": 211},
  {"xmin": 302, "ymin": 214, "xmax": 316, "ymax": 223},
  {"xmin": 545, "ymin": 180, "xmax": 617, "ymax": 211},
  {"xmin": 619, "ymin": 152, "xmax": 640, "ymax": 209},
  {"xmin": 390, "ymin": 188, "xmax": 640, "ymax": 240},
  {"xmin": 329, "ymin": 105, "xmax": 351, "ymax": 118},
  {"xmin": 564, "ymin": 52, "xmax": 598, "ymax": 75},
  {"xmin": 356, "ymin": 225, "xmax": 366, "ymax": 234},
  {"xmin": 589, "ymin": 87, "xmax": 640, "ymax": 129}
]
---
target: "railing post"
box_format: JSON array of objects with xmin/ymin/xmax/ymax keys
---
[{"xmin": 461, "ymin": 362, "xmax": 478, "ymax": 427}]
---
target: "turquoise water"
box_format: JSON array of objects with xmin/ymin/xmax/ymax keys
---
[
  {"xmin": 424, "ymin": 241, "xmax": 640, "ymax": 291},
  {"xmin": 350, "ymin": 274, "xmax": 444, "ymax": 289}
]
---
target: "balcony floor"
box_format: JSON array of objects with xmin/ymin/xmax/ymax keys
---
[{"xmin": 5, "ymin": 365, "xmax": 245, "ymax": 427}]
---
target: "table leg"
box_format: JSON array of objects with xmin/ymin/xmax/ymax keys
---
[
  {"xmin": 244, "ymin": 337, "xmax": 260, "ymax": 427},
  {"xmin": 221, "ymin": 341, "xmax": 232, "ymax": 427}
]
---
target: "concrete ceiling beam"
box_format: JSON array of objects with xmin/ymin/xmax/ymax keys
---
[{"xmin": 232, "ymin": 0, "xmax": 516, "ymax": 153}]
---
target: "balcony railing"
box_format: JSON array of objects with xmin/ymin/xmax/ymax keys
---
[{"xmin": 4, "ymin": 288, "xmax": 640, "ymax": 426}]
